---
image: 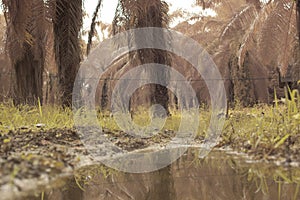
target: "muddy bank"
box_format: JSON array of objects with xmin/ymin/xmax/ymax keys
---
[
  {"xmin": 1, "ymin": 126, "xmax": 300, "ymax": 199},
  {"xmin": 0, "ymin": 127, "xmax": 176, "ymax": 198}
]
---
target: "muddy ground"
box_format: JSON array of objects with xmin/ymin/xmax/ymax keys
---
[
  {"xmin": 1, "ymin": 127, "xmax": 300, "ymax": 198},
  {"xmin": 0, "ymin": 128, "xmax": 176, "ymax": 192}
]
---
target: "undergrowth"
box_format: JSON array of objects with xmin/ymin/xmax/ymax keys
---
[
  {"xmin": 222, "ymin": 86, "xmax": 300, "ymax": 154},
  {"xmin": 0, "ymin": 86, "xmax": 299, "ymax": 153},
  {"xmin": 0, "ymin": 100, "xmax": 73, "ymax": 133}
]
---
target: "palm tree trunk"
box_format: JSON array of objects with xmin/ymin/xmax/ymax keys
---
[
  {"xmin": 2, "ymin": 0, "xmax": 46, "ymax": 105},
  {"xmin": 52, "ymin": 0, "xmax": 83, "ymax": 107},
  {"xmin": 14, "ymin": 46, "xmax": 44, "ymax": 105},
  {"xmin": 112, "ymin": 0, "xmax": 171, "ymax": 114},
  {"xmin": 297, "ymin": 0, "xmax": 300, "ymax": 42}
]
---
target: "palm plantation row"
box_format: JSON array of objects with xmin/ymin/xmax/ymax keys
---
[
  {"xmin": 1, "ymin": 0, "xmax": 171, "ymax": 107},
  {"xmin": 1, "ymin": 0, "xmax": 300, "ymax": 108}
]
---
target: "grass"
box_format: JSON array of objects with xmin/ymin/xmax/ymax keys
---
[
  {"xmin": 221, "ymin": 88, "xmax": 300, "ymax": 156},
  {"xmin": 0, "ymin": 93, "xmax": 299, "ymax": 199},
  {"xmin": 0, "ymin": 100, "xmax": 73, "ymax": 133},
  {"xmin": 0, "ymin": 86, "xmax": 299, "ymax": 157}
]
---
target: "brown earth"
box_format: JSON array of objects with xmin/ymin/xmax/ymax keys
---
[
  {"xmin": 0, "ymin": 127, "xmax": 176, "ymax": 194},
  {"xmin": 1, "ymin": 124, "xmax": 300, "ymax": 198}
]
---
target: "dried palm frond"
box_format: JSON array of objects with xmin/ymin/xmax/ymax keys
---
[
  {"xmin": 196, "ymin": 0, "xmax": 243, "ymax": 18},
  {"xmin": 237, "ymin": 1, "xmax": 275, "ymax": 68},
  {"xmin": 297, "ymin": 0, "xmax": 300, "ymax": 40},
  {"xmin": 258, "ymin": 0, "xmax": 298, "ymax": 77},
  {"xmin": 2, "ymin": 0, "xmax": 48, "ymax": 63},
  {"xmin": 112, "ymin": 0, "xmax": 169, "ymax": 34},
  {"xmin": 220, "ymin": 4, "xmax": 257, "ymax": 40},
  {"xmin": 86, "ymin": 0, "xmax": 102, "ymax": 56},
  {"xmin": 48, "ymin": 0, "xmax": 83, "ymax": 106},
  {"xmin": 3, "ymin": 0, "xmax": 32, "ymax": 61},
  {"xmin": 2, "ymin": 0, "xmax": 48, "ymax": 104}
]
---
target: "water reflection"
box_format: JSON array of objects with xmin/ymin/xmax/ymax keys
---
[{"xmin": 22, "ymin": 149, "xmax": 300, "ymax": 200}]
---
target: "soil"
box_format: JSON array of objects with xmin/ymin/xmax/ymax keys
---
[
  {"xmin": 0, "ymin": 127, "xmax": 299, "ymax": 199},
  {"xmin": 0, "ymin": 127, "xmax": 176, "ymax": 195}
]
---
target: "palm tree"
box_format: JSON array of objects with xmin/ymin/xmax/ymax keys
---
[
  {"xmin": 2, "ymin": 0, "xmax": 47, "ymax": 105},
  {"xmin": 49, "ymin": 0, "xmax": 83, "ymax": 107},
  {"xmin": 110, "ymin": 0, "xmax": 171, "ymax": 114},
  {"xmin": 297, "ymin": 0, "xmax": 300, "ymax": 42},
  {"xmin": 193, "ymin": 0, "xmax": 298, "ymax": 105}
]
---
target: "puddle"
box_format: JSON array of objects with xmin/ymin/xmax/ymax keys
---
[{"xmin": 4, "ymin": 149, "xmax": 300, "ymax": 200}]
